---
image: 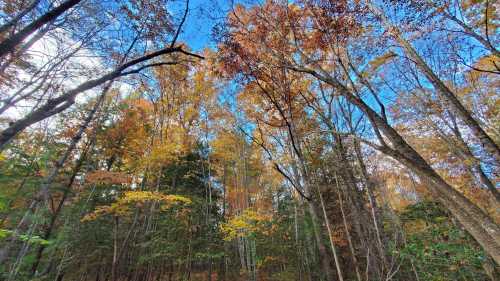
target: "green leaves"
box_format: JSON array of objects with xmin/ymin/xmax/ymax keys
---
[
  {"xmin": 398, "ymin": 201, "xmax": 488, "ymax": 280},
  {"xmin": 0, "ymin": 229, "xmax": 51, "ymax": 245},
  {"xmin": 0, "ymin": 229, "xmax": 11, "ymax": 239},
  {"xmin": 19, "ymin": 235, "xmax": 51, "ymax": 246}
]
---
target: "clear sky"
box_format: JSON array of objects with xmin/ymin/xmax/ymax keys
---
[{"xmin": 178, "ymin": 0, "xmax": 234, "ymax": 51}]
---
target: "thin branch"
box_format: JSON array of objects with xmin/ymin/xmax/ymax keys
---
[
  {"xmin": 170, "ymin": 0, "xmax": 190, "ymax": 48},
  {"xmin": 237, "ymin": 126, "xmax": 311, "ymax": 201}
]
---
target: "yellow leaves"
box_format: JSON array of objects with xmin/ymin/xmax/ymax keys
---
[
  {"xmin": 121, "ymin": 191, "xmax": 192, "ymax": 212},
  {"xmin": 404, "ymin": 219, "xmax": 428, "ymax": 234},
  {"xmin": 144, "ymin": 141, "xmax": 186, "ymax": 168},
  {"xmin": 162, "ymin": 194, "xmax": 192, "ymax": 204},
  {"xmin": 193, "ymin": 68, "xmax": 217, "ymax": 100},
  {"xmin": 81, "ymin": 204, "xmax": 129, "ymax": 222},
  {"xmin": 220, "ymin": 209, "xmax": 272, "ymax": 241},
  {"xmin": 211, "ymin": 131, "xmax": 242, "ymax": 162},
  {"xmin": 81, "ymin": 191, "xmax": 191, "ymax": 222},
  {"xmin": 467, "ymin": 55, "xmax": 500, "ymax": 81}
]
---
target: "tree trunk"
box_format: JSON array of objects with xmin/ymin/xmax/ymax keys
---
[
  {"xmin": 0, "ymin": 46, "xmax": 202, "ymax": 150},
  {"xmin": 318, "ymin": 187, "xmax": 345, "ymax": 281},
  {"xmin": 295, "ymin": 67, "xmax": 500, "ymax": 265},
  {"xmin": 306, "ymin": 200, "xmax": 336, "ymax": 281},
  {"xmin": 112, "ymin": 217, "xmax": 119, "ymax": 281},
  {"xmin": 291, "ymin": 153, "xmax": 337, "ymax": 280},
  {"xmin": 334, "ymin": 174, "xmax": 363, "ymax": 281},
  {"xmin": 0, "ymin": 0, "xmax": 82, "ymax": 58},
  {"xmin": 366, "ymin": 1, "xmax": 500, "ymax": 165}
]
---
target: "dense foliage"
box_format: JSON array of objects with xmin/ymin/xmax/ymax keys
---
[{"xmin": 0, "ymin": 0, "xmax": 498, "ymax": 280}]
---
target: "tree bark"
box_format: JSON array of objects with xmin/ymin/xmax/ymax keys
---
[
  {"xmin": 333, "ymin": 175, "xmax": 363, "ymax": 281},
  {"xmin": 292, "ymin": 66, "xmax": 500, "ymax": 265},
  {"xmin": 289, "ymin": 146, "xmax": 337, "ymax": 281},
  {"xmin": 318, "ymin": 186, "xmax": 345, "ymax": 281},
  {"xmin": 0, "ymin": 0, "xmax": 82, "ymax": 58},
  {"xmin": 366, "ymin": 1, "xmax": 500, "ymax": 165},
  {"xmin": 0, "ymin": 46, "xmax": 202, "ymax": 150}
]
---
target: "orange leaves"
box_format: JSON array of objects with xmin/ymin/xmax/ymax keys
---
[
  {"xmin": 361, "ymin": 51, "xmax": 397, "ymax": 77},
  {"xmin": 330, "ymin": 226, "xmax": 348, "ymax": 247},
  {"xmin": 220, "ymin": 2, "xmax": 296, "ymax": 77},
  {"xmin": 375, "ymin": 164, "xmax": 428, "ymax": 210},
  {"xmin": 85, "ymin": 171, "xmax": 132, "ymax": 185},
  {"xmin": 225, "ymin": 0, "xmax": 358, "ymax": 61},
  {"xmin": 98, "ymin": 98, "xmax": 154, "ymax": 169}
]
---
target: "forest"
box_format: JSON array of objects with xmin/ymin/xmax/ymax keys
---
[{"xmin": 0, "ymin": 0, "xmax": 498, "ymax": 280}]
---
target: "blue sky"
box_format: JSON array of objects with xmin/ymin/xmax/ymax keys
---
[{"xmin": 178, "ymin": 0, "xmax": 234, "ymax": 51}]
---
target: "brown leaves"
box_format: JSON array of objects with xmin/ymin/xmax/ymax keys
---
[
  {"xmin": 119, "ymin": 0, "xmax": 175, "ymax": 40},
  {"xmin": 85, "ymin": 171, "xmax": 132, "ymax": 185}
]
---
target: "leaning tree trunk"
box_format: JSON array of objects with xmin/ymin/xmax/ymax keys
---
[
  {"xmin": 366, "ymin": 1, "xmax": 500, "ymax": 165},
  {"xmin": 295, "ymin": 67, "xmax": 500, "ymax": 265},
  {"xmin": 356, "ymin": 93, "xmax": 500, "ymax": 265},
  {"xmin": 0, "ymin": 46, "xmax": 202, "ymax": 150},
  {"xmin": 0, "ymin": 0, "xmax": 82, "ymax": 58}
]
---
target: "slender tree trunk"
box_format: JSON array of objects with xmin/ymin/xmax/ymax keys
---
[
  {"xmin": 332, "ymin": 134, "xmax": 384, "ymax": 276},
  {"xmin": 318, "ymin": 187, "xmax": 345, "ymax": 281},
  {"xmin": 0, "ymin": 199, "xmax": 37, "ymax": 264},
  {"xmin": 296, "ymin": 67, "xmax": 500, "ymax": 264},
  {"xmin": 112, "ymin": 217, "xmax": 119, "ymax": 281},
  {"xmin": 451, "ymin": 124, "xmax": 500, "ymax": 202},
  {"xmin": 30, "ymin": 171, "xmax": 76, "ymax": 276},
  {"xmin": 291, "ymin": 158, "xmax": 336, "ymax": 280},
  {"xmin": 293, "ymin": 202, "xmax": 305, "ymax": 281},
  {"xmin": 306, "ymin": 199, "xmax": 336, "ymax": 281},
  {"xmin": 0, "ymin": 82, "xmax": 109, "ymax": 267},
  {"xmin": 334, "ymin": 174, "xmax": 363, "ymax": 281},
  {"xmin": 366, "ymin": 1, "xmax": 500, "ymax": 164},
  {"xmin": 301, "ymin": 205, "xmax": 315, "ymax": 281},
  {"xmin": 352, "ymin": 138, "xmax": 388, "ymax": 267}
]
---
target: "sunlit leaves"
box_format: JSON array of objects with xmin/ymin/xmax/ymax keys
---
[
  {"xmin": 81, "ymin": 191, "xmax": 191, "ymax": 221},
  {"xmin": 220, "ymin": 208, "xmax": 272, "ymax": 241},
  {"xmin": 0, "ymin": 229, "xmax": 51, "ymax": 245}
]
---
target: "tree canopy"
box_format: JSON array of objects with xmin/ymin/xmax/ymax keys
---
[{"xmin": 0, "ymin": 0, "xmax": 498, "ymax": 280}]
